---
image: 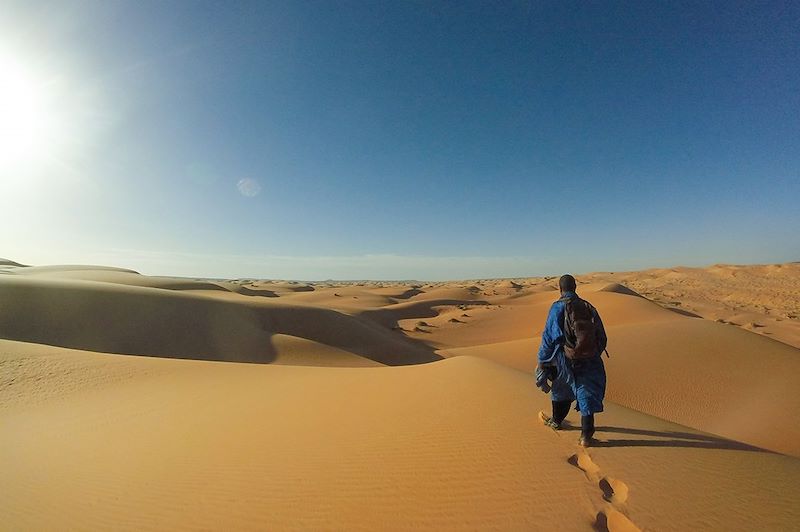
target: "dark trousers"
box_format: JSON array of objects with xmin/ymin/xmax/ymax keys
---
[
  {"xmin": 551, "ymin": 400, "xmax": 571, "ymax": 424},
  {"xmin": 552, "ymin": 400, "xmax": 595, "ymax": 439}
]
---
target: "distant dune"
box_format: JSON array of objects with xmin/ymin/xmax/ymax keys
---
[
  {"xmin": 0, "ymin": 266, "xmax": 439, "ymax": 366},
  {"xmin": 0, "ymin": 257, "xmax": 29, "ymax": 267},
  {"xmin": 2, "ymin": 261, "xmax": 800, "ymax": 530}
]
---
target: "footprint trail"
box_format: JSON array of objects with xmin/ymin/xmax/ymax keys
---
[
  {"xmin": 538, "ymin": 411, "xmax": 641, "ymax": 530},
  {"xmin": 567, "ymin": 451, "xmax": 639, "ymax": 532}
]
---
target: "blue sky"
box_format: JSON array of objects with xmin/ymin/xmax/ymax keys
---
[{"xmin": 1, "ymin": 1, "xmax": 798, "ymax": 279}]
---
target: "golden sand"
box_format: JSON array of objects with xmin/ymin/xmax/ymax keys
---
[{"xmin": 2, "ymin": 262, "xmax": 799, "ymax": 530}]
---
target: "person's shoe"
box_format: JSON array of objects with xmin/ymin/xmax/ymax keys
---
[
  {"xmin": 538, "ymin": 411, "xmax": 562, "ymax": 430},
  {"xmin": 578, "ymin": 436, "xmax": 596, "ymax": 447}
]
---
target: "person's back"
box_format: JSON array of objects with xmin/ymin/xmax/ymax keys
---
[{"xmin": 536, "ymin": 274, "xmax": 607, "ymax": 446}]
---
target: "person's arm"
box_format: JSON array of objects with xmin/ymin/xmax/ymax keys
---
[
  {"xmin": 537, "ymin": 303, "xmax": 564, "ymax": 367},
  {"xmin": 594, "ymin": 308, "xmax": 608, "ymax": 354}
]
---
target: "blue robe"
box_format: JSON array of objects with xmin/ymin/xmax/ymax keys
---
[{"xmin": 536, "ymin": 291, "xmax": 607, "ymax": 415}]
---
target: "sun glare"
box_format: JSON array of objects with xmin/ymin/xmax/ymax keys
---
[{"xmin": 0, "ymin": 56, "xmax": 53, "ymax": 170}]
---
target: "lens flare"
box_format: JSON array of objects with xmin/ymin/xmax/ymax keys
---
[{"xmin": 237, "ymin": 178, "xmax": 261, "ymax": 197}]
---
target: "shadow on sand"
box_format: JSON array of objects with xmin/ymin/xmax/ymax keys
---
[
  {"xmin": 0, "ymin": 277, "xmax": 443, "ymax": 366},
  {"xmin": 591, "ymin": 425, "xmax": 770, "ymax": 453}
]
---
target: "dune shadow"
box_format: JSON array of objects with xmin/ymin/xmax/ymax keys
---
[
  {"xmin": 230, "ymin": 286, "xmax": 279, "ymax": 297},
  {"xmin": 0, "ymin": 279, "xmax": 279, "ymax": 363},
  {"xmin": 666, "ymin": 307, "xmax": 703, "ymax": 318},
  {"xmin": 392, "ymin": 288, "xmax": 425, "ymax": 300},
  {"xmin": 594, "ymin": 425, "xmax": 770, "ymax": 453},
  {"xmin": 256, "ymin": 305, "xmax": 442, "ymax": 365},
  {"xmin": 360, "ymin": 298, "xmax": 491, "ymax": 330},
  {"xmin": 0, "ymin": 278, "xmax": 441, "ymax": 366},
  {"xmin": 285, "ymin": 284, "xmax": 315, "ymax": 292}
]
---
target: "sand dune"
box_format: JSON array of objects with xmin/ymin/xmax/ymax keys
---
[
  {"xmin": 0, "ymin": 257, "xmax": 28, "ymax": 268},
  {"xmin": 605, "ymin": 317, "xmax": 800, "ymax": 455},
  {"xmin": 588, "ymin": 263, "xmax": 800, "ymax": 348},
  {"xmin": 10, "ymin": 263, "xmax": 138, "ymax": 275},
  {"xmin": 2, "ymin": 261, "xmax": 800, "ymax": 529},
  {"xmin": 3, "ymin": 343, "xmax": 799, "ymax": 531},
  {"xmin": 0, "ymin": 270, "xmax": 439, "ymax": 366},
  {"xmin": 430, "ymin": 286, "xmax": 800, "ymax": 456}
]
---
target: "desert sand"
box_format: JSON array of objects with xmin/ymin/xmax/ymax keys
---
[{"xmin": 2, "ymin": 261, "xmax": 800, "ymax": 530}]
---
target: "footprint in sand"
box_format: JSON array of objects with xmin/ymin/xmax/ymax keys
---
[
  {"xmin": 568, "ymin": 452, "xmax": 639, "ymax": 531},
  {"xmin": 595, "ymin": 507, "xmax": 641, "ymax": 532},
  {"xmin": 568, "ymin": 450, "xmax": 601, "ymax": 482},
  {"xmin": 599, "ymin": 477, "xmax": 629, "ymax": 505}
]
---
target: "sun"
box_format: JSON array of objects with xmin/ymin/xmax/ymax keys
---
[{"xmin": 0, "ymin": 57, "xmax": 52, "ymax": 169}]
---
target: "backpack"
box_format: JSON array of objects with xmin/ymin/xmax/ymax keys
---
[{"xmin": 561, "ymin": 297, "xmax": 604, "ymax": 360}]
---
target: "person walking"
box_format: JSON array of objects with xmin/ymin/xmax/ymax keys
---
[{"xmin": 536, "ymin": 274, "xmax": 608, "ymax": 447}]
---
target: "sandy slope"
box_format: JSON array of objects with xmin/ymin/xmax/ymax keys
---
[
  {"xmin": 2, "ymin": 341, "xmax": 799, "ymax": 531},
  {"xmin": 405, "ymin": 281, "xmax": 800, "ymax": 457},
  {"xmin": 2, "ymin": 261, "xmax": 800, "ymax": 530}
]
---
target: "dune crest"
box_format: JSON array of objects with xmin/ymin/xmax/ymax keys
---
[{"xmin": 596, "ymin": 283, "xmax": 643, "ymax": 297}]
